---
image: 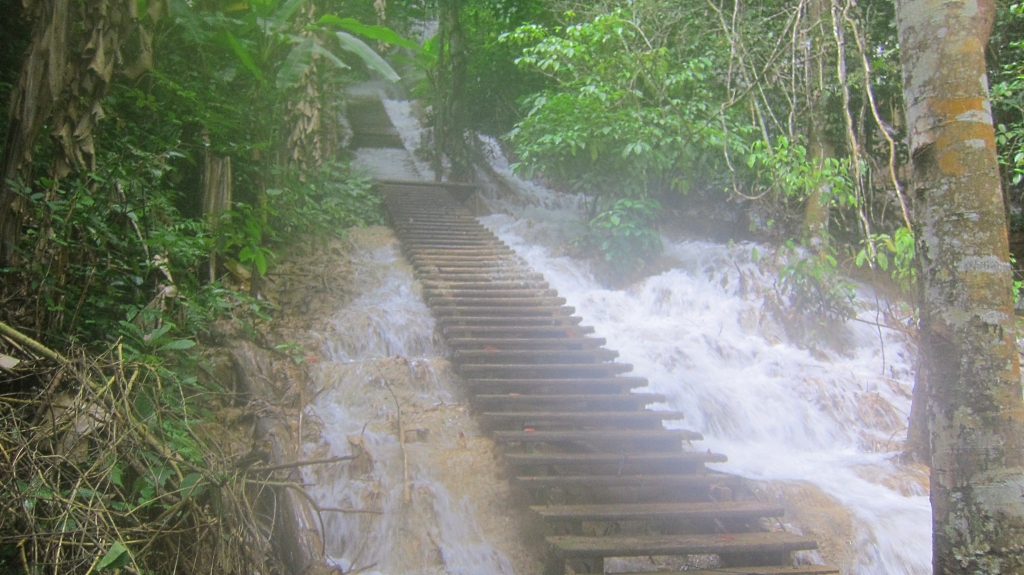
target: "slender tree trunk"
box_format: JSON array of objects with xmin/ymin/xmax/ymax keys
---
[
  {"xmin": 434, "ymin": 0, "xmax": 470, "ymax": 182},
  {"xmin": 803, "ymin": 0, "xmax": 833, "ymax": 251},
  {"xmin": 895, "ymin": 0, "xmax": 1024, "ymax": 572}
]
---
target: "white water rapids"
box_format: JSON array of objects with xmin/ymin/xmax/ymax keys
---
[{"xmin": 298, "ymin": 93, "xmax": 932, "ymax": 575}]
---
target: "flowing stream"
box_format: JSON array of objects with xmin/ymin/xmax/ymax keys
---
[{"xmin": 299, "ymin": 93, "xmax": 931, "ymax": 575}]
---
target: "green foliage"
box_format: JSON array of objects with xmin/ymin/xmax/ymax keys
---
[
  {"xmin": 212, "ymin": 161, "xmax": 383, "ymax": 277},
  {"xmin": 992, "ymin": 3, "xmax": 1024, "ymax": 198},
  {"xmin": 779, "ymin": 241, "xmax": 858, "ymax": 323},
  {"xmin": 457, "ymin": 0, "xmax": 554, "ymax": 135},
  {"xmin": 266, "ymin": 162, "xmax": 383, "ymax": 240},
  {"xmin": 747, "ymin": 136, "xmax": 856, "ymax": 212},
  {"xmin": 503, "ymin": 10, "xmax": 751, "ymax": 199},
  {"xmin": 855, "ymin": 227, "xmax": 916, "ymax": 291},
  {"xmin": 579, "ymin": 198, "xmax": 663, "ymax": 274}
]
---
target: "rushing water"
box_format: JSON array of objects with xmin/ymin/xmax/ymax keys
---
[
  {"xmin": 301, "ymin": 91, "xmax": 931, "ymax": 575},
  {"xmin": 299, "ymin": 228, "xmax": 539, "ymax": 575},
  {"xmin": 465, "ymin": 134, "xmax": 931, "ymax": 573}
]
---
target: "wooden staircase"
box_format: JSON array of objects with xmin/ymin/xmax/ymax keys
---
[{"xmin": 377, "ymin": 179, "xmax": 839, "ymax": 575}]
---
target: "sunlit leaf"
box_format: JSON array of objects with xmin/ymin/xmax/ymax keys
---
[
  {"xmin": 277, "ymin": 36, "xmax": 316, "ymax": 89},
  {"xmin": 335, "ymin": 32, "xmax": 399, "ymax": 82},
  {"xmin": 221, "ymin": 30, "xmax": 264, "ymax": 82},
  {"xmin": 318, "ymin": 15, "xmax": 420, "ymax": 51},
  {"xmin": 311, "ymin": 42, "xmax": 350, "ymax": 72},
  {"xmin": 157, "ymin": 339, "xmax": 196, "ymax": 352},
  {"xmin": 267, "ymin": 0, "xmax": 307, "ymax": 31},
  {"xmin": 97, "ymin": 541, "xmax": 130, "ymax": 571}
]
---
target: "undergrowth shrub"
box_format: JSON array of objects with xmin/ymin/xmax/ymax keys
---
[
  {"xmin": 579, "ymin": 198, "xmax": 663, "ymax": 275},
  {"xmin": 0, "ymin": 344, "xmax": 289, "ymax": 575}
]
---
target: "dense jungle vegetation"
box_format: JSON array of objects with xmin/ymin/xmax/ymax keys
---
[{"xmin": 1, "ymin": 0, "xmax": 1023, "ymax": 572}]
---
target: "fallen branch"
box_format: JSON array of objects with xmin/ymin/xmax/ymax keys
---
[
  {"xmin": 377, "ymin": 367, "xmax": 411, "ymax": 504},
  {"xmin": 0, "ymin": 321, "xmax": 65, "ymax": 363},
  {"xmin": 247, "ymin": 455, "xmax": 356, "ymax": 474},
  {"xmin": 317, "ymin": 507, "xmax": 384, "ymax": 515}
]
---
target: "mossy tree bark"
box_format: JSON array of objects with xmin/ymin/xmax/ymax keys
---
[{"xmin": 895, "ymin": 0, "xmax": 1024, "ymax": 571}]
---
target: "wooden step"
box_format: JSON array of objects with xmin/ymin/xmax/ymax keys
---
[
  {"xmin": 412, "ymin": 254, "xmax": 521, "ymax": 263},
  {"xmin": 409, "ymin": 247, "xmax": 517, "ymax": 255},
  {"xmin": 531, "ymin": 500, "xmax": 783, "ymax": 523},
  {"xmin": 494, "ymin": 429, "xmax": 703, "ymax": 445},
  {"xmin": 446, "ymin": 337, "xmax": 606, "ymax": 350},
  {"xmin": 455, "ymin": 348, "xmax": 619, "ymax": 364},
  {"xmin": 513, "ymin": 473, "xmax": 741, "ymax": 491},
  {"xmin": 432, "ymin": 305, "xmax": 575, "ymax": 317},
  {"xmin": 458, "ymin": 363, "xmax": 633, "ymax": 377},
  {"xmin": 621, "ymin": 567, "xmax": 839, "ymax": 575},
  {"xmin": 424, "ymin": 289, "xmax": 559, "ymax": 299},
  {"xmin": 440, "ymin": 320, "xmax": 589, "ymax": 331},
  {"xmin": 544, "ymin": 532, "xmax": 818, "ymax": 566},
  {"xmin": 429, "ymin": 297, "xmax": 567, "ymax": 307},
  {"xmin": 421, "ymin": 280, "xmax": 551, "ymax": 290},
  {"xmin": 466, "ymin": 377, "xmax": 645, "ymax": 394},
  {"xmin": 419, "ymin": 271, "xmax": 545, "ymax": 281},
  {"xmin": 401, "ymin": 239, "xmax": 505, "ymax": 246},
  {"xmin": 474, "ymin": 393, "xmax": 666, "ymax": 411},
  {"xmin": 482, "ymin": 410, "xmax": 681, "ymax": 426},
  {"xmin": 503, "ymin": 451, "xmax": 726, "ymax": 469}
]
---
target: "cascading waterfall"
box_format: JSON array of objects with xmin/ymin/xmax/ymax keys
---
[
  {"xmin": 302, "ymin": 92, "xmax": 931, "ymax": 575},
  {"xmin": 467, "ymin": 120, "xmax": 931, "ymax": 573},
  {"xmin": 299, "ymin": 228, "xmax": 537, "ymax": 575},
  {"xmin": 477, "ymin": 209, "xmax": 930, "ymax": 575}
]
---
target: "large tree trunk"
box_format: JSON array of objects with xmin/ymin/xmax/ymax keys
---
[{"xmin": 895, "ymin": 0, "xmax": 1024, "ymax": 572}]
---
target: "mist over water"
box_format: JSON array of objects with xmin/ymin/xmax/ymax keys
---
[
  {"xmin": 304, "ymin": 94, "xmax": 932, "ymax": 574},
  {"xmin": 299, "ymin": 229, "xmax": 531, "ymax": 575},
  {"xmin": 473, "ymin": 143, "xmax": 932, "ymax": 574}
]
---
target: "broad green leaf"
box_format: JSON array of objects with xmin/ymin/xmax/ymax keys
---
[
  {"xmin": 277, "ymin": 37, "xmax": 316, "ymax": 89},
  {"xmin": 157, "ymin": 339, "xmax": 196, "ymax": 352},
  {"xmin": 267, "ymin": 0, "xmax": 307, "ymax": 32},
  {"xmin": 311, "ymin": 42, "xmax": 350, "ymax": 72},
  {"xmin": 221, "ymin": 30, "xmax": 264, "ymax": 82},
  {"xmin": 146, "ymin": 323, "xmax": 173, "ymax": 344},
  {"xmin": 318, "ymin": 16, "xmax": 420, "ymax": 51},
  {"xmin": 97, "ymin": 541, "xmax": 129, "ymax": 571},
  {"xmin": 181, "ymin": 472, "xmax": 205, "ymax": 498},
  {"xmin": 877, "ymin": 252, "xmax": 889, "ymax": 271},
  {"xmin": 335, "ymin": 32, "xmax": 400, "ymax": 82}
]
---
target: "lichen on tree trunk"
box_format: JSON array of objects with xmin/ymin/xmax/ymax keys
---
[{"xmin": 895, "ymin": 0, "xmax": 1024, "ymax": 571}]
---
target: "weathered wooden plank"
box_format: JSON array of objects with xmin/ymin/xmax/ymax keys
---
[
  {"xmin": 630, "ymin": 567, "xmax": 839, "ymax": 575},
  {"xmin": 494, "ymin": 429, "xmax": 700, "ymax": 444},
  {"xmin": 455, "ymin": 348, "xmax": 619, "ymax": 364},
  {"xmin": 457, "ymin": 363, "xmax": 634, "ymax": 377},
  {"xmin": 432, "ymin": 305, "xmax": 575, "ymax": 317},
  {"xmin": 446, "ymin": 337, "xmax": 605, "ymax": 350},
  {"xmin": 546, "ymin": 531, "xmax": 817, "ymax": 558},
  {"xmin": 531, "ymin": 500, "xmax": 782, "ymax": 522},
  {"xmin": 474, "ymin": 393, "xmax": 666, "ymax": 410},
  {"xmin": 504, "ymin": 451, "xmax": 724, "ymax": 468}
]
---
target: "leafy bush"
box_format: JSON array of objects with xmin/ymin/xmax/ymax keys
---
[
  {"xmin": 778, "ymin": 241, "xmax": 857, "ymax": 323},
  {"xmin": 267, "ymin": 162, "xmax": 383, "ymax": 241},
  {"xmin": 746, "ymin": 136, "xmax": 856, "ymax": 228},
  {"xmin": 503, "ymin": 10, "xmax": 751, "ymax": 200},
  {"xmin": 855, "ymin": 226, "xmax": 916, "ymax": 292},
  {"xmin": 579, "ymin": 198, "xmax": 663, "ymax": 274}
]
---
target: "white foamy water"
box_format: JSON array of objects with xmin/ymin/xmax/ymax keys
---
[
  {"xmin": 299, "ymin": 229, "xmax": 531, "ymax": 575},
  {"xmin": 471, "ymin": 142, "xmax": 931, "ymax": 574},
  {"xmin": 311, "ymin": 90, "xmax": 931, "ymax": 574}
]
